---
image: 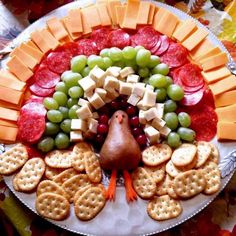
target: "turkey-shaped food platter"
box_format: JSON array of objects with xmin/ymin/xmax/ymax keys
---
[{"xmin": 1, "ymin": 0, "xmax": 236, "ymax": 235}]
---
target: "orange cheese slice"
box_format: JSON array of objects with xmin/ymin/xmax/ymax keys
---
[
  {"xmin": 81, "ymin": 6, "xmax": 101, "ymax": 29},
  {"xmin": 0, "ymin": 100, "xmax": 21, "ymax": 110},
  {"xmin": 10, "ymin": 47, "xmax": 38, "ymax": 70},
  {"xmin": 19, "ymin": 42, "xmax": 43, "ymax": 62},
  {"xmin": 217, "ymin": 121, "xmax": 236, "ymax": 141},
  {"xmin": 201, "ymin": 66, "xmax": 231, "ymax": 84},
  {"xmin": 201, "ymin": 52, "xmax": 228, "ymax": 71},
  {"xmin": 0, "ymin": 85, "xmax": 24, "ymax": 105},
  {"xmin": 148, "ymin": 4, "xmax": 156, "ymax": 24},
  {"xmin": 62, "ymin": 17, "xmax": 82, "ymax": 40},
  {"xmin": 31, "ymin": 30, "xmax": 51, "ymax": 53},
  {"xmin": 197, "ymin": 47, "xmax": 221, "ymax": 63},
  {"xmin": 26, "ymin": 40, "xmax": 40, "ymax": 51},
  {"xmin": 216, "ymin": 103, "xmax": 236, "ymax": 122},
  {"xmin": 182, "ymin": 27, "xmax": 208, "ymax": 51},
  {"xmin": 122, "ymin": 0, "xmax": 140, "ymax": 29},
  {"xmin": 6, "ymin": 56, "xmax": 33, "ymax": 82},
  {"xmin": 215, "ymin": 90, "xmax": 236, "ymax": 108},
  {"xmin": 0, "ymin": 69, "xmax": 26, "ymax": 91},
  {"xmin": 0, "ymin": 119, "xmax": 17, "ymax": 128},
  {"xmin": 47, "ymin": 17, "xmax": 69, "ymax": 41},
  {"xmin": 67, "ymin": 8, "xmax": 83, "ymax": 34},
  {"xmin": 190, "ymin": 39, "xmax": 214, "ymax": 59},
  {"xmin": 107, "ymin": 0, "xmax": 122, "ymax": 25},
  {"xmin": 172, "ymin": 19, "xmax": 197, "ymax": 42},
  {"xmin": 209, "ymin": 75, "xmax": 236, "ymax": 96},
  {"xmin": 97, "ymin": 3, "xmax": 112, "ymax": 27},
  {"xmin": 81, "ymin": 9, "xmax": 92, "ymax": 35},
  {"xmin": 115, "ymin": 5, "xmax": 126, "ymax": 27},
  {"xmin": 0, "ymin": 125, "xmax": 18, "ymax": 143},
  {"xmin": 137, "ymin": 1, "xmax": 151, "ymax": 25},
  {"xmin": 0, "ymin": 107, "xmax": 19, "ymax": 122},
  {"xmin": 40, "ymin": 28, "xmax": 60, "ymax": 50}
]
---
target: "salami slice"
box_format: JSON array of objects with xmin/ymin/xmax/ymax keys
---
[
  {"xmin": 46, "ymin": 51, "xmax": 71, "ymax": 74},
  {"xmin": 21, "ymin": 102, "xmax": 47, "ymax": 116},
  {"xmin": 26, "ymin": 145, "xmax": 44, "ymax": 158},
  {"xmin": 25, "ymin": 95, "xmax": 44, "ymax": 104},
  {"xmin": 30, "ymin": 83, "xmax": 54, "ymax": 97},
  {"xmin": 108, "ymin": 29, "xmax": 131, "ymax": 49},
  {"xmin": 56, "ymin": 42, "xmax": 82, "ymax": 57},
  {"xmin": 154, "ymin": 35, "xmax": 170, "ymax": 56},
  {"xmin": 90, "ymin": 27, "xmax": 111, "ymax": 51},
  {"xmin": 34, "ymin": 65, "xmax": 60, "ymax": 89},
  {"xmin": 77, "ymin": 39, "xmax": 98, "ymax": 56},
  {"xmin": 180, "ymin": 89, "xmax": 204, "ymax": 106},
  {"xmin": 161, "ymin": 42, "xmax": 188, "ymax": 68}
]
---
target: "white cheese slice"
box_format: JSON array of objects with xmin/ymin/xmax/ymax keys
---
[
  {"xmin": 87, "ymin": 118, "xmax": 98, "ymax": 134},
  {"xmin": 71, "ymin": 119, "xmax": 87, "ymax": 132},
  {"xmin": 106, "ymin": 89, "xmax": 119, "ymax": 100},
  {"xmin": 144, "ymin": 125, "xmax": 160, "ymax": 144},
  {"xmin": 95, "ymin": 88, "xmax": 107, "ymax": 100},
  {"xmin": 89, "ymin": 65, "xmax": 106, "ymax": 87},
  {"xmin": 126, "ymin": 74, "xmax": 140, "ymax": 83},
  {"xmin": 78, "ymin": 76, "xmax": 96, "ymax": 94},
  {"xmin": 127, "ymin": 94, "xmax": 141, "ymax": 106},
  {"xmin": 87, "ymin": 93, "xmax": 105, "ymax": 110},
  {"xmin": 70, "ymin": 131, "xmax": 83, "ymax": 142},
  {"xmin": 119, "ymin": 81, "xmax": 133, "ymax": 96},
  {"xmin": 119, "ymin": 67, "xmax": 135, "ymax": 79},
  {"xmin": 142, "ymin": 90, "xmax": 157, "ymax": 108},
  {"xmin": 76, "ymin": 105, "xmax": 93, "ymax": 120},
  {"xmin": 159, "ymin": 126, "xmax": 171, "ymax": 137},
  {"xmin": 106, "ymin": 66, "xmax": 121, "ymax": 77}
]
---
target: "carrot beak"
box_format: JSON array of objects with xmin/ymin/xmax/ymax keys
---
[{"xmin": 117, "ymin": 114, "xmax": 123, "ymax": 124}]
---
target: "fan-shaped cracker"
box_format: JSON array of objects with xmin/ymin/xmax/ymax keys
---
[
  {"xmin": 208, "ymin": 143, "xmax": 220, "ymax": 164},
  {"xmin": 74, "ymin": 186, "xmax": 106, "ymax": 221},
  {"xmin": 45, "ymin": 166, "xmax": 66, "ymax": 180},
  {"xmin": 132, "ymin": 167, "xmax": 156, "ymax": 199},
  {"xmin": 147, "ymin": 195, "xmax": 182, "ymax": 221},
  {"xmin": 53, "ymin": 168, "xmax": 78, "ymax": 185},
  {"xmin": 142, "ymin": 144, "xmax": 172, "ymax": 166},
  {"xmin": 143, "ymin": 164, "xmax": 165, "ymax": 184},
  {"xmin": 36, "ymin": 192, "xmax": 70, "ymax": 220},
  {"xmin": 17, "ymin": 158, "xmax": 45, "ymax": 192},
  {"xmin": 0, "ymin": 143, "xmax": 28, "ymax": 175},
  {"xmin": 195, "ymin": 141, "xmax": 212, "ymax": 168}
]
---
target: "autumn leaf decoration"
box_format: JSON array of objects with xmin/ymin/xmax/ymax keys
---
[{"xmin": 187, "ymin": 0, "xmax": 207, "ymax": 13}]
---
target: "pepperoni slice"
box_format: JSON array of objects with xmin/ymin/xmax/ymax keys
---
[
  {"xmin": 55, "ymin": 42, "xmax": 82, "ymax": 57},
  {"xmin": 90, "ymin": 28, "xmax": 111, "ymax": 51},
  {"xmin": 25, "ymin": 95, "xmax": 44, "ymax": 104},
  {"xmin": 33, "ymin": 65, "xmax": 60, "ymax": 89},
  {"xmin": 180, "ymin": 89, "xmax": 204, "ymax": 106},
  {"xmin": 108, "ymin": 29, "xmax": 131, "ymax": 49},
  {"xmin": 154, "ymin": 35, "xmax": 170, "ymax": 56},
  {"xmin": 46, "ymin": 51, "xmax": 71, "ymax": 74},
  {"xmin": 30, "ymin": 83, "xmax": 55, "ymax": 97},
  {"xmin": 77, "ymin": 39, "xmax": 98, "ymax": 56},
  {"xmin": 21, "ymin": 102, "xmax": 47, "ymax": 116},
  {"xmin": 161, "ymin": 42, "xmax": 188, "ymax": 68}
]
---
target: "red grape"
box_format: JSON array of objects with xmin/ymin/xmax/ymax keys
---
[
  {"xmin": 97, "ymin": 124, "xmax": 109, "ymax": 134},
  {"xmin": 120, "ymin": 98, "xmax": 128, "ymax": 109},
  {"xmin": 136, "ymin": 134, "xmax": 147, "ymax": 146},
  {"xmin": 95, "ymin": 134, "xmax": 105, "ymax": 143},
  {"xmin": 110, "ymin": 100, "xmax": 120, "ymax": 110},
  {"xmin": 98, "ymin": 106, "xmax": 110, "ymax": 116},
  {"xmin": 126, "ymin": 105, "xmax": 137, "ymax": 116},
  {"xmin": 132, "ymin": 127, "xmax": 143, "ymax": 137},
  {"xmin": 99, "ymin": 114, "xmax": 109, "ymax": 124},
  {"xmin": 130, "ymin": 116, "xmax": 139, "ymax": 127}
]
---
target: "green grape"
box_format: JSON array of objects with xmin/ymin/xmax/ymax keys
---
[
  {"xmin": 55, "ymin": 132, "xmax": 70, "ymax": 149},
  {"xmin": 37, "ymin": 137, "xmax": 54, "ymax": 152},
  {"xmin": 148, "ymin": 55, "xmax": 160, "ymax": 68},
  {"xmin": 155, "ymin": 88, "xmax": 167, "ymax": 102},
  {"xmin": 165, "ymin": 76, "xmax": 173, "ymax": 88},
  {"xmin": 149, "ymin": 74, "xmax": 167, "ymax": 88},
  {"xmin": 142, "ymin": 77, "xmax": 149, "ymax": 84},
  {"xmin": 55, "ymin": 82, "xmax": 68, "ymax": 94},
  {"xmin": 122, "ymin": 46, "xmax": 136, "ymax": 60},
  {"xmin": 68, "ymin": 86, "xmax": 84, "ymax": 99},
  {"xmin": 61, "ymin": 70, "xmax": 72, "ymax": 81},
  {"xmin": 178, "ymin": 112, "xmax": 191, "ymax": 128},
  {"xmin": 125, "ymin": 59, "xmax": 138, "ymax": 71},
  {"xmin": 87, "ymin": 55, "xmax": 105, "ymax": 69},
  {"xmin": 135, "ymin": 45, "xmax": 144, "ymax": 52},
  {"xmin": 67, "ymin": 98, "xmax": 78, "ymax": 108},
  {"xmin": 53, "ymin": 91, "xmax": 68, "ymax": 106},
  {"xmin": 167, "ymin": 84, "xmax": 184, "ymax": 101},
  {"xmin": 44, "ymin": 122, "xmax": 60, "ymax": 135},
  {"xmin": 164, "ymin": 112, "xmax": 179, "ymax": 130},
  {"xmin": 63, "ymin": 72, "xmax": 82, "ymax": 88},
  {"xmin": 69, "ymin": 105, "xmax": 80, "ymax": 119},
  {"xmin": 47, "ymin": 110, "xmax": 63, "ymax": 123},
  {"xmin": 113, "ymin": 60, "xmax": 125, "ymax": 68},
  {"xmin": 164, "ymin": 100, "xmax": 177, "ymax": 112},
  {"xmin": 81, "ymin": 66, "xmax": 91, "ymax": 77},
  {"xmin": 100, "ymin": 48, "xmax": 110, "ymax": 57},
  {"xmin": 136, "ymin": 49, "xmax": 151, "ymax": 67},
  {"xmin": 60, "ymin": 119, "xmax": 71, "ymax": 133},
  {"xmin": 71, "ymin": 55, "xmax": 87, "ymax": 73},
  {"xmin": 103, "ymin": 57, "xmax": 113, "ymax": 69},
  {"xmin": 43, "ymin": 97, "xmax": 59, "ymax": 110},
  {"xmin": 177, "ymin": 127, "xmax": 196, "ymax": 142},
  {"xmin": 58, "ymin": 106, "xmax": 69, "ymax": 119},
  {"xmin": 109, "ymin": 47, "xmax": 123, "ymax": 61},
  {"xmin": 138, "ymin": 67, "xmax": 149, "ymax": 77},
  {"xmin": 152, "ymin": 63, "xmax": 169, "ymax": 75},
  {"xmin": 167, "ymin": 132, "xmax": 181, "ymax": 148}
]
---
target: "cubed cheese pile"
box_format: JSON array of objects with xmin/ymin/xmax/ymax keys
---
[{"xmin": 70, "ymin": 66, "xmax": 171, "ymax": 143}]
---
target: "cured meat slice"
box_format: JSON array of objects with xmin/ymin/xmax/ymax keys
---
[
  {"xmin": 90, "ymin": 27, "xmax": 111, "ymax": 51},
  {"xmin": 30, "ymin": 83, "xmax": 54, "ymax": 97},
  {"xmin": 26, "ymin": 145, "xmax": 44, "ymax": 158},
  {"xmin": 25, "ymin": 95, "xmax": 44, "ymax": 104},
  {"xmin": 77, "ymin": 39, "xmax": 98, "ymax": 56},
  {"xmin": 56, "ymin": 42, "xmax": 82, "ymax": 57},
  {"xmin": 154, "ymin": 35, "xmax": 170, "ymax": 56},
  {"xmin": 20, "ymin": 102, "xmax": 46, "ymax": 116},
  {"xmin": 108, "ymin": 29, "xmax": 131, "ymax": 49},
  {"xmin": 180, "ymin": 89, "xmax": 204, "ymax": 106}
]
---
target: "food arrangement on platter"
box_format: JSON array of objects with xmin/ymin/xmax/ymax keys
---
[{"xmin": 0, "ymin": 0, "xmax": 235, "ymax": 229}]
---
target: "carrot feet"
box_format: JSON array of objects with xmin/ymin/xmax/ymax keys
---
[
  {"xmin": 106, "ymin": 169, "xmax": 117, "ymax": 201},
  {"xmin": 123, "ymin": 170, "xmax": 137, "ymax": 203}
]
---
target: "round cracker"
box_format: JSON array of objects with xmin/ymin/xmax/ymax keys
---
[{"xmin": 195, "ymin": 141, "xmax": 212, "ymax": 168}]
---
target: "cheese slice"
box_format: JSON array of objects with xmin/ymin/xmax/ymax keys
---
[
  {"xmin": 201, "ymin": 52, "xmax": 228, "ymax": 71},
  {"xmin": 209, "ymin": 75, "xmax": 236, "ymax": 96},
  {"xmin": 0, "ymin": 100, "xmax": 21, "ymax": 110},
  {"xmin": 148, "ymin": 4, "xmax": 156, "ymax": 24},
  {"xmin": 115, "ymin": 5, "xmax": 126, "ymax": 27},
  {"xmin": 0, "ymin": 107, "xmax": 19, "ymax": 121},
  {"xmin": 153, "ymin": 7, "xmax": 166, "ymax": 29},
  {"xmin": 81, "ymin": 6, "xmax": 101, "ymax": 29},
  {"xmin": 122, "ymin": 0, "xmax": 140, "ymax": 29},
  {"xmin": 0, "ymin": 69, "xmax": 26, "ymax": 91},
  {"xmin": 40, "ymin": 28, "xmax": 60, "ymax": 50},
  {"xmin": 31, "ymin": 30, "xmax": 51, "ymax": 53},
  {"xmin": 197, "ymin": 47, "xmax": 221, "ymax": 63},
  {"xmin": 201, "ymin": 66, "xmax": 231, "ymax": 84},
  {"xmin": 19, "ymin": 42, "xmax": 43, "ymax": 62},
  {"xmin": 96, "ymin": 3, "xmax": 112, "ymax": 26},
  {"xmin": 137, "ymin": 1, "xmax": 151, "ymax": 25},
  {"xmin": 62, "ymin": 17, "xmax": 81, "ymax": 40},
  {"xmin": 182, "ymin": 27, "xmax": 208, "ymax": 51},
  {"xmin": 190, "ymin": 39, "xmax": 214, "ymax": 59},
  {"xmin": 215, "ymin": 90, "xmax": 236, "ymax": 108},
  {"xmin": 47, "ymin": 17, "xmax": 68, "ymax": 41},
  {"xmin": 217, "ymin": 121, "xmax": 236, "ymax": 141},
  {"xmin": 81, "ymin": 9, "xmax": 92, "ymax": 35},
  {"xmin": 0, "ymin": 85, "xmax": 23, "ymax": 105},
  {"xmin": 0, "ymin": 119, "xmax": 17, "ymax": 128},
  {"xmin": 67, "ymin": 8, "xmax": 83, "ymax": 37},
  {"xmin": 0, "ymin": 125, "xmax": 18, "ymax": 143},
  {"xmin": 172, "ymin": 19, "xmax": 197, "ymax": 42},
  {"xmin": 216, "ymin": 103, "xmax": 236, "ymax": 122},
  {"xmin": 26, "ymin": 40, "xmax": 40, "ymax": 51},
  {"xmin": 107, "ymin": 0, "xmax": 122, "ymax": 25},
  {"xmin": 10, "ymin": 47, "xmax": 38, "ymax": 70},
  {"xmin": 7, "ymin": 56, "xmax": 33, "ymax": 82}
]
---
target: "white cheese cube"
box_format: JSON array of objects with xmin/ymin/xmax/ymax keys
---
[
  {"xmin": 119, "ymin": 67, "xmax": 134, "ymax": 79},
  {"xmin": 103, "ymin": 96, "xmax": 112, "ymax": 104},
  {"xmin": 159, "ymin": 126, "xmax": 171, "ymax": 137},
  {"xmin": 95, "ymin": 88, "xmax": 107, "ymax": 100},
  {"xmin": 127, "ymin": 94, "xmax": 141, "ymax": 106},
  {"xmin": 142, "ymin": 90, "xmax": 157, "ymax": 108},
  {"xmin": 144, "ymin": 125, "xmax": 160, "ymax": 144},
  {"xmin": 103, "ymin": 76, "xmax": 120, "ymax": 92},
  {"xmin": 78, "ymin": 76, "xmax": 96, "ymax": 93},
  {"xmin": 76, "ymin": 105, "xmax": 93, "ymax": 119},
  {"xmin": 139, "ymin": 110, "xmax": 146, "ymax": 124},
  {"xmin": 127, "ymin": 74, "xmax": 140, "ymax": 83},
  {"xmin": 71, "ymin": 119, "xmax": 87, "ymax": 132},
  {"xmin": 87, "ymin": 118, "xmax": 98, "ymax": 134},
  {"xmin": 78, "ymin": 98, "xmax": 92, "ymax": 110},
  {"xmin": 70, "ymin": 131, "xmax": 83, "ymax": 142},
  {"xmin": 89, "ymin": 65, "xmax": 106, "ymax": 87},
  {"xmin": 132, "ymin": 83, "xmax": 146, "ymax": 97},
  {"xmin": 106, "ymin": 66, "xmax": 121, "ymax": 77},
  {"xmin": 106, "ymin": 89, "xmax": 119, "ymax": 100},
  {"xmin": 143, "ymin": 107, "xmax": 159, "ymax": 121},
  {"xmin": 87, "ymin": 93, "xmax": 105, "ymax": 110},
  {"xmin": 83, "ymin": 90, "xmax": 93, "ymax": 98},
  {"xmin": 119, "ymin": 81, "xmax": 133, "ymax": 96},
  {"xmin": 92, "ymin": 112, "xmax": 99, "ymax": 119},
  {"xmin": 156, "ymin": 103, "xmax": 165, "ymax": 119},
  {"xmin": 152, "ymin": 118, "xmax": 166, "ymax": 130},
  {"xmin": 146, "ymin": 84, "xmax": 154, "ymax": 92}
]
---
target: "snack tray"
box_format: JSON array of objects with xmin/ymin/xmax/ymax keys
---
[{"xmin": 2, "ymin": 1, "xmax": 236, "ymax": 235}]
